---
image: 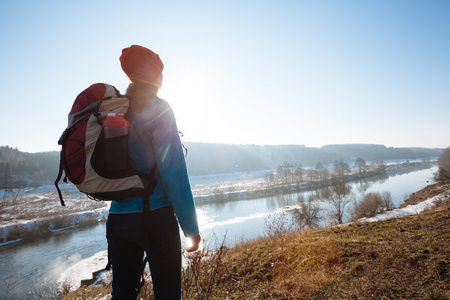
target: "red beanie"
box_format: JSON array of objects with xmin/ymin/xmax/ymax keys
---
[{"xmin": 120, "ymin": 45, "xmax": 164, "ymax": 84}]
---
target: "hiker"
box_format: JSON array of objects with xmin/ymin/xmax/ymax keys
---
[{"xmin": 106, "ymin": 45, "xmax": 201, "ymax": 299}]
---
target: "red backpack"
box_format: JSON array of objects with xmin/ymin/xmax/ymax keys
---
[{"xmin": 55, "ymin": 83, "xmax": 155, "ymax": 206}]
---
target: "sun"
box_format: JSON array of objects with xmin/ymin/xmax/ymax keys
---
[{"xmin": 160, "ymin": 68, "xmax": 220, "ymax": 144}]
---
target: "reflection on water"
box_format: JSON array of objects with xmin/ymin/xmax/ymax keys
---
[{"xmin": 197, "ymin": 164, "xmax": 437, "ymax": 246}]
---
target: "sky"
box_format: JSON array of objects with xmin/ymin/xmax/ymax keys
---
[{"xmin": 0, "ymin": 0, "xmax": 449, "ymax": 153}]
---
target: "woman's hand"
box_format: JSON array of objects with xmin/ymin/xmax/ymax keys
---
[{"xmin": 186, "ymin": 234, "xmax": 201, "ymax": 252}]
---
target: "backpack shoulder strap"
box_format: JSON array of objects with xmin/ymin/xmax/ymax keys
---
[{"xmin": 55, "ymin": 128, "xmax": 71, "ymax": 206}]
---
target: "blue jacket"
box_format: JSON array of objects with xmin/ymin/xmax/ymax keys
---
[{"xmin": 109, "ymin": 97, "xmax": 200, "ymax": 238}]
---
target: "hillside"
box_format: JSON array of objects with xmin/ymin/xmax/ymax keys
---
[
  {"xmin": 0, "ymin": 144, "xmax": 442, "ymax": 186},
  {"xmin": 61, "ymin": 182, "xmax": 450, "ymax": 299},
  {"xmin": 184, "ymin": 143, "xmax": 442, "ymax": 175}
]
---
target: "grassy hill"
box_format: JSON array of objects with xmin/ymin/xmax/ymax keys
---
[{"xmin": 61, "ymin": 183, "xmax": 449, "ymax": 299}]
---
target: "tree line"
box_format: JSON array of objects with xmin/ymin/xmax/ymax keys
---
[
  {"xmin": 264, "ymin": 150, "xmax": 447, "ymax": 227},
  {"xmin": 0, "ymin": 146, "xmax": 59, "ymax": 188},
  {"xmin": 263, "ymin": 158, "xmax": 387, "ymax": 189},
  {"xmin": 0, "ymin": 143, "xmax": 443, "ymax": 188},
  {"xmin": 183, "ymin": 143, "xmax": 441, "ymax": 175}
]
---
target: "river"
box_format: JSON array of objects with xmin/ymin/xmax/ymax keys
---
[{"xmin": 0, "ymin": 164, "xmax": 437, "ymax": 299}]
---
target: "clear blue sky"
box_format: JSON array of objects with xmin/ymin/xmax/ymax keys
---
[{"xmin": 0, "ymin": 0, "xmax": 449, "ymax": 153}]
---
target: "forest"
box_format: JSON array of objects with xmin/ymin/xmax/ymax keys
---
[{"xmin": 0, "ymin": 143, "xmax": 443, "ymax": 188}]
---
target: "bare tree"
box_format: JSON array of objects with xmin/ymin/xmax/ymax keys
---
[
  {"xmin": 305, "ymin": 168, "xmax": 318, "ymax": 189},
  {"xmin": 315, "ymin": 162, "xmax": 324, "ymax": 174},
  {"xmin": 276, "ymin": 162, "xmax": 295, "ymax": 185},
  {"xmin": 264, "ymin": 170, "xmax": 275, "ymax": 187},
  {"xmin": 321, "ymin": 175, "xmax": 352, "ymax": 224},
  {"xmin": 315, "ymin": 162, "xmax": 329, "ymax": 181},
  {"xmin": 355, "ymin": 157, "xmax": 367, "ymax": 175},
  {"xmin": 436, "ymin": 146, "xmax": 450, "ymax": 182},
  {"xmin": 294, "ymin": 195, "xmax": 322, "ymax": 229},
  {"xmin": 334, "ymin": 159, "xmax": 350, "ymax": 177},
  {"xmin": 294, "ymin": 164, "xmax": 304, "ymax": 184},
  {"xmin": 333, "ymin": 160, "xmax": 342, "ymax": 177},
  {"xmin": 381, "ymin": 191, "xmax": 395, "ymax": 210},
  {"xmin": 421, "ymin": 157, "xmax": 431, "ymax": 166}
]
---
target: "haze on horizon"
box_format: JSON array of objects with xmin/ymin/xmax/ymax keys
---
[{"xmin": 0, "ymin": 0, "xmax": 449, "ymax": 153}]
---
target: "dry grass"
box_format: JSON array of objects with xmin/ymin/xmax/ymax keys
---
[
  {"xmin": 311, "ymin": 207, "xmax": 450, "ymax": 299},
  {"xmin": 60, "ymin": 283, "xmax": 112, "ymax": 299},
  {"xmin": 402, "ymin": 182, "xmax": 450, "ymax": 207}
]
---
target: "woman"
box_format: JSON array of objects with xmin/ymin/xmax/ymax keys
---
[{"xmin": 106, "ymin": 45, "xmax": 201, "ymax": 299}]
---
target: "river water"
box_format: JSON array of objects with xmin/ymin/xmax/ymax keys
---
[{"xmin": 0, "ymin": 164, "xmax": 437, "ymax": 299}]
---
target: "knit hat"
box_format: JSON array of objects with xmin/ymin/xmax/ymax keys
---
[{"xmin": 120, "ymin": 45, "xmax": 164, "ymax": 84}]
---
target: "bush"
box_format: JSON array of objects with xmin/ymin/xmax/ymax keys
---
[
  {"xmin": 264, "ymin": 211, "xmax": 297, "ymax": 238},
  {"xmin": 435, "ymin": 146, "xmax": 450, "ymax": 182},
  {"xmin": 352, "ymin": 191, "xmax": 393, "ymax": 220}
]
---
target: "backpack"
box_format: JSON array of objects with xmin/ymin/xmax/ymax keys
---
[{"xmin": 55, "ymin": 83, "xmax": 156, "ymax": 206}]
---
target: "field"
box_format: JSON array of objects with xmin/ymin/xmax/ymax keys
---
[{"xmin": 0, "ymin": 185, "xmax": 107, "ymax": 243}]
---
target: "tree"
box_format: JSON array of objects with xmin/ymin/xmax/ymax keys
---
[
  {"xmin": 421, "ymin": 157, "xmax": 431, "ymax": 166},
  {"xmin": 305, "ymin": 169, "xmax": 314, "ymax": 182},
  {"xmin": 294, "ymin": 195, "xmax": 322, "ymax": 229},
  {"xmin": 355, "ymin": 157, "xmax": 367, "ymax": 174},
  {"xmin": 321, "ymin": 175, "xmax": 352, "ymax": 224},
  {"xmin": 264, "ymin": 170, "xmax": 275, "ymax": 187},
  {"xmin": 315, "ymin": 162, "xmax": 324, "ymax": 173},
  {"xmin": 381, "ymin": 191, "xmax": 394, "ymax": 210},
  {"xmin": 276, "ymin": 162, "xmax": 295, "ymax": 185},
  {"xmin": 333, "ymin": 160, "xmax": 342, "ymax": 177},
  {"xmin": 294, "ymin": 164, "xmax": 304, "ymax": 184},
  {"xmin": 315, "ymin": 162, "xmax": 329, "ymax": 181},
  {"xmin": 371, "ymin": 161, "xmax": 387, "ymax": 173},
  {"xmin": 334, "ymin": 159, "xmax": 350, "ymax": 177},
  {"xmin": 435, "ymin": 146, "xmax": 450, "ymax": 182}
]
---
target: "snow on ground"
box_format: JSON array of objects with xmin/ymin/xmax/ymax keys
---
[
  {"xmin": 358, "ymin": 189, "xmax": 450, "ymax": 223},
  {"xmin": 189, "ymin": 169, "xmax": 268, "ymax": 185},
  {"xmin": 0, "ymin": 183, "xmax": 109, "ymax": 244},
  {"xmin": 190, "ymin": 169, "xmax": 269, "ymax": 197},
  {"xmin": 58, "ymin": 250, "xmax": 110, "ymax": 292}
]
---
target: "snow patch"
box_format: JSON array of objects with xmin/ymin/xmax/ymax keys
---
[
  {"xmin": 58, "ymin": 250, "xmax": 110, "ymax": 292},
  {"xmin": 358, "ymin": 189, "xmax": 450, "ymax": 223}
]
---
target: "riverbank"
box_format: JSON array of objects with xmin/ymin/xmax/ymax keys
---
[
  {"xmin": 0, "ymin": 162, "xmax": 434, "ymax": 244},
  {"xmin": 61, "ymin": 180, "xmax": 450, "ymax": 299},
  {"xmin": 191, "ymin": 161, "xmax": 435, "ymax": 204},
  {"xmin": 0, "ymin": 185, "xmax": 108, "ymax": 244}
]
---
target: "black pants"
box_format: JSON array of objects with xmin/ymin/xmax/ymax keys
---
[{"xmin": 106, "ymin": 206, "xmax": 182, "ymax": 299}]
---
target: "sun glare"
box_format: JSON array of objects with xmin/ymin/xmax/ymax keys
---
[
  {"xmin": 162, "ymin": 68, "xmax": 221, "ymax": 143},
  {"xmin": 186, "ymin": 236, "xmax": 204, "ymax": 251}
]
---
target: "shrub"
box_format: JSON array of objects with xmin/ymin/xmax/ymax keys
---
[
  {"xmin": 435, "ymin": 146, "xmax": 450, "ymax": 182},
  {"xmin": 264, "ymin": 211, "xmax": 297, "ymax": 238},
  {"xmin": 352, "ymin": 191, "xmax": 393, "ymax": 220}
]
